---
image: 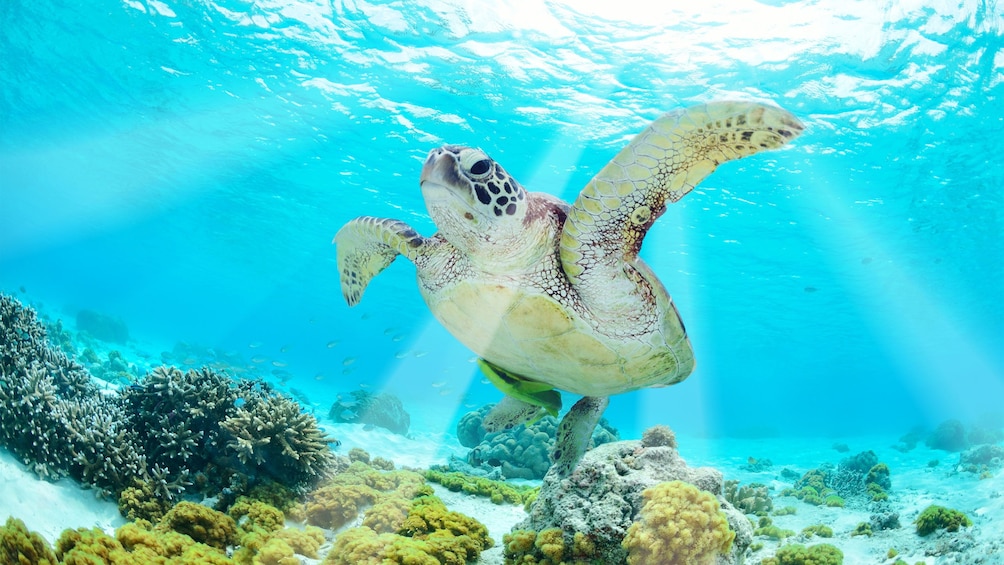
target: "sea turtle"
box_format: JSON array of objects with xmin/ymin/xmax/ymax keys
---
[{"xmin": 334, "ymin": 101, "xmax": 803, "ymax": 476}]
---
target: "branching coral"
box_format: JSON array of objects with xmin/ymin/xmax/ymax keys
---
[
  {"xmin": 621, "ymin": 480, "xmax": 735, "ymax": 565},
  {"xmin": 222, "ymin": 390, "xmax": 337, "ymax": 488}
]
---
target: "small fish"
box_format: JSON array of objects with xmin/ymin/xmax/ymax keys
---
[
  {"xmin": 414, "ymin": 351, "xmax": 427, "ymax": 358},
  {"xmin": 439, "ymin": 389, "xmax": 453, "ymax": 396},
  {"xmin": 804, "ymin": 286, "xmax": 818, "ymax": 293},
  {"xmin": 467, "ymin": 356, "xmax": 478, "ymax": 363},
  {"xmin": 248, "ymin": 342, "xmax": 262, "ymax": 348},
  {"xmin": 251, "ymin": 356, "xmax": 267, "ymax": 363},
  {"xmin": 464, "ymin": 403, "xmax": 477, "ymax": 409},
  {"xmin": 431, "ymin": 381, "xmax": 447, "ymax": 388},
  {"xmin": 358, "ymin": 383, "xmax": 370, "ymax": 388},
  {"xmin": 342, "ymin": 357, "xmax": 356, "ymax": 366},
  {"xmin": 314, "ymin": 374, "xmax": 325, "ymax": 381},
  {"xmin": 234, "ymin": 398, "xmax": 246, "ymax": 408},
  {"xmin": 395, "ymin": 351, "xmax": 408, "ymax": 359},
  {"xmin": 272, "ymin": 361, "xmax": 288, "ymax": 367},
  {"xmin": 391, "ymin": 334, "xmax": 404, "ymax": 342},
  {"xmin": 480, "ymin": 378, "xmax": 490, "ymax": 385},
  {"xmin": 280, "ymin": 345, "xmax": 291, "ymax": 353},
  {"xmin": 383, "ymin": 328, "xmax": 397, "ymax": 335},
  {"xmin": 326, "ymin": 340, "xmax": 339, "ymax": 348}
]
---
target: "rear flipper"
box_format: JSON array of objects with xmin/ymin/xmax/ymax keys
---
[{"xmin": 550, "ymin": 396, "xmax": 610, "ymax": 478}]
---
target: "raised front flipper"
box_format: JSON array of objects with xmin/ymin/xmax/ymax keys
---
[
  {"xmin": 560, "ymin": 102, "xmax": 804, "ymax": 294},
  {"xmin": 333, "ymin": 216, "xmax": 428, "ymax": 306}
]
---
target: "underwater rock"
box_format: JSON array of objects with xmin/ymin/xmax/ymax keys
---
[
  {"xmin": 328, "ymin": 389, "xmax": 410, "ymax": 435},
  {"xmin": 926, "ymin": 419, "xmax": 969, "ymax": 452},
  {"xmin": 75, "ymin": 308, "xmax": 130, "ymax": 343},
  {"xmin": 515, "ymin": 437, "xmax": 752, "ymax": 565}
]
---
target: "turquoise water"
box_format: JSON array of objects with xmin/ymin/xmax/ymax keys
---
[{"xmin": 2, "ymin": 0, "xmax": 1003, "ymax": 441}]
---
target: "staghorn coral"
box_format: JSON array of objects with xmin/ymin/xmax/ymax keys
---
[
  {"xmin": 0, "ymin": 517, "xmax": 57, "ymax": 565},
  {"xmin": 0, "ymin": 294, "xmax": 145, "ymax": 492},
  {"xmin": 621, "ymin": 480, "xmax": 735, "ymax": 565},
  {"xmin": 222, "ymin": 390, "xmax": 337, "ymax": 488}
]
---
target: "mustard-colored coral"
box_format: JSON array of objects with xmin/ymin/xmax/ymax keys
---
[
  {"xmin": 273, "ymin": 526, "xmax": 325, "ymax": 558},
  {"xmin": 362, "ymin": 496, "xmax": 412, "ymax": 533},
  {"xmin": 155, "ymin": 501, "xmax": 239, "ymax": 551},
  {"xmin": 622, "ymin": 480, "xmax": 735, "ymax": 565},
  {"xmin": 251, "ymin": 537, "xmax": 299, "ymax": 565},
  {"xmin": 1, "ymin": 517, "xmax": 57, "ymax": 565},
  {"xmin": 229, "ymin": 498, "xmax": 285, "ymax": 534},
  {"xmin": 55, "ymin": 527, "xmax": 125, "ymax": 565},
  {"xmin": 118, "ymin": 479, "xmax": 171, "ymax": 523},
  {"xmin": 323, "ymin": 495, "xmax": 493, "ymax": 565},
  {"xmin": 304, "ymin": 483, "xmax": 380, "ymax": 529}
]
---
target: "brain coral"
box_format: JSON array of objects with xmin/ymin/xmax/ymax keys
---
[{"xmin": 622, "ymin": 480, "xmax": 734, "ymax": 565}]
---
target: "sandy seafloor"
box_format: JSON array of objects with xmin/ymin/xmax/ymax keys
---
[{"xmin": 3, "ymin": 423, "xmax": 1002, "ymax": 565}]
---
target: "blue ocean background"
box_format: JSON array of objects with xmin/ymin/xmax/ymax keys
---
[{"xmin": 2, "ymin": 0, "xmax": 1002, "ymax": 443}]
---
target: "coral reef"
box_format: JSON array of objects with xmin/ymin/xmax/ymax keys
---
[
  {"xmin": 760, "ymin": 543, "xmax": 843, "ymax": 565},
  {"xmin": 0, "ymin": 517, "xmax": 58, "ymax": 565},
  {"xmin": 1, "ymin": 294, "xmax": 337, "ymax": 509},
  {"xmin": 914, "ymin": 505, "xmax": 972, "ymax": 536},
  {"xmin": 621, "ymin": 480, "xmax": 735, "ymax": 565},
  {"xmin": 324, "ymin": 494, "xmax": 492, "ymax": 565},
  {"xmin": 424, "ymin": 469, "xmax": 535, "ymax": 505},
  {"xmin": 456, "ymin": 404, "xmax": 619, "ymax": 480},
  {"xmin": 329, "ymin": 389, "xmax": 411, "ymax": 435},
  {"xmin": 724, "ymin": 481, "xmax": 773, "ymax": 516},
  {"xmin": 513, "ymin": 436, "xmax": 752, "ymax": 565}
]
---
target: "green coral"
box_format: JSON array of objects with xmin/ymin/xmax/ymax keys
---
[
  {"xmin": 915, "ymin": 505, "xmax": 972, "ymax": 536},
  {"xmin": 761, "ymin": 543, "xmax": 843, "ymax": 565},
  {"xmin": 621, "ymin": 480, "xmax": 735, "ymax": 565},
  {"xmin": 850, "ymin": 522, "xmax": 872, "ymax": 537},
  {"xmin": 425, "ymin": 469, "xmax": 534, "ymax": 505},
  {"xmin": 801, "ymin": 524, "xmax": 833, "ymax": 538},
  {"xmin": 823, "ymin": 495, "xmax": 844, "ymax": 508},
  {"xmin": 0, "ymin": 517, "xmax": 57, "ymax": 565}
]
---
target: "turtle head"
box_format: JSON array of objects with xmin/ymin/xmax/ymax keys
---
[{"xmin": 420, "ymin": 145, "xmax": 530, "ymax": 253}]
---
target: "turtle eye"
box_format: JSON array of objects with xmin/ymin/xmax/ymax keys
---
[
  {"xmin": 470, "ymin": 159, "xmax": 490, "ymax": 176},
  {"xmin": 460, "ymin": 149, "xmax": 493, "ymax": 180}
]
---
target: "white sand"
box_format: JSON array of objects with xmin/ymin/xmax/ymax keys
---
[{"xmin": 2, "ymin": 432, "xmax": 1001, "ymax": 564}]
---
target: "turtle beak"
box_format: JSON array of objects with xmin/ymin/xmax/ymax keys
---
[{"xmin": 420, "ymin": 146, "xmax": 463, "ymax": 188}]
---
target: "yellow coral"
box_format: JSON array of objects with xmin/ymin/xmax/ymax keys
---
[
  {"xmin": 304, "ymin": 483, "xmax": 380, "ymax": 529},
  {"xmin": 155, "ymin": 501, "xmax": 239, "ymax": 551},
  {"xmin": 55, "ymin": 527, "xmax": 125, "ymax": 565},
  {"xmin": 534, "ymin": 528, "xmax": 565, "ymax": 562},
  {"xmin": 362, "ymin": 497, "xmax": 412, "ymax": 534},
  {"xmin": 274, "ymin": 526, "xmax": 325, "ymax": 558},
  {"xmin": 252, "ymin": 537, "xmax": 299, "ymax": 565},
  {"xmin": 622, "ymin": 480, "xmax": 735, "ymax": 565},
  {"xmin": 229, "ymin": 499, "xmax": 286, "ymax": 534},
  {"xmin": 1, "ymin": 517, "xmax": 57, "ymax": 565}
]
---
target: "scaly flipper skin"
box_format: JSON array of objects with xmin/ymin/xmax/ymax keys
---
[
  {"xmin": 550, "ymin": 396, "xmax": 610, "ymax": 478},
  {"xmin": 560, "ymin": 102, "xmax": 804, "ymax": 313},
  {"xmin": 333, "ymin": 216, "xmax": 429, "ymax": 306}
]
